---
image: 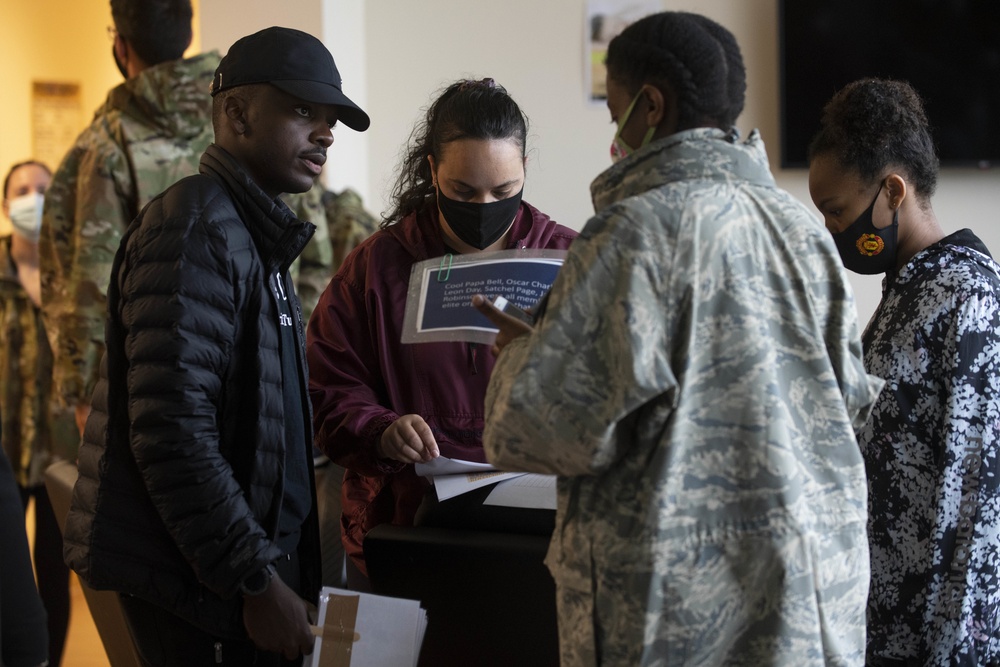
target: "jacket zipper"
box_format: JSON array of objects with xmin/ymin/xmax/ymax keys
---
[{"xmin": 467, "ymin": 343, "xmax": 478, "ymax": 375}]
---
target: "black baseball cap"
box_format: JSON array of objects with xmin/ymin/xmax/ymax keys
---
[{"xmin": 211, "ymin": 26, "xmax": 370, "ymax": 132}]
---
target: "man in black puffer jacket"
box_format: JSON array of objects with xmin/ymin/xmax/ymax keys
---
[{"xmin": 62, "ymin": 27, "xmax": 370, "ymax": 666}]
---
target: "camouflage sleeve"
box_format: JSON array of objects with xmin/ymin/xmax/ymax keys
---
[
  {"xmin": 40, "ymin": 127, "xmax": 134, "ymax": 408},
  {"xmin": 283, "ymin": 184, "xmax": 333, "ymax": 323},
  {"xmin": 325, "ymin": 188, "xmax": 379, "ymax": 270},
  {"xmin": 484, "ymin": 208, "xmax": 679, "ymax": 476}
]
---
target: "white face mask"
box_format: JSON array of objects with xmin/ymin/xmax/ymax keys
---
[{"xmin": 7, "ymin": 192, "xmax": 44, "ymax": 243}]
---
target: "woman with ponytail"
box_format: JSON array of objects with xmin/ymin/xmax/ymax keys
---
[{"xmin": 307, "ymin": 78, "xmax": 576, "ymax": 590}]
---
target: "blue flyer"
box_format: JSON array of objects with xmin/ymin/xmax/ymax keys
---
[{"xmin": 401, "ymin": 249, "xmax": 567, "ymax": 344}]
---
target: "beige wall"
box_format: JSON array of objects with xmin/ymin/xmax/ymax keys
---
[{"xmin": 0, "ymin": 0, "xmax": 201, "ymax": 184}]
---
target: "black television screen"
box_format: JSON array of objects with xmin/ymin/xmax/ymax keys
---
[{"xmin": 779, "ymin": 0, "xmax": 1000, "ymax": 169}]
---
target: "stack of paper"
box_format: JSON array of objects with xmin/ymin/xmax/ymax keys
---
[
  {"xmin": 483, "ymin": 473, "xmax": 557, "ymax": 510},
  {"xmin": 308, "ymin": 587, "xmax": 427, "ymax": 667},
  {"xmin": 415, "ymin": 457, "xmax": 556, "ymax": 509}
]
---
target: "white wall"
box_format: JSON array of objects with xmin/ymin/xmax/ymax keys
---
[
  {"xmin": 361, "ymin": 0, "xmax": 1000, "ymax": 325},
  {"xmin": 322, "ymin": 0, "xmax": 369, "ymax": 198},
  {"xmin": 200, "ymin": 0, "xmax": 322, "ymax": 55}
]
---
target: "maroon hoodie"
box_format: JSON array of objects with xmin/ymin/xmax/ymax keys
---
[{"xmin": 307, "ymin": 200, "xmax": 576, "ymax": 574}]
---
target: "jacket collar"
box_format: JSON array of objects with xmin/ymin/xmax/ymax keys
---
[
  {"xmin": 105, "ymin": 51, "xmax": 221, "ymax": 140},
  {"xmin": 887, "ymin": 228, "xmax": 1000, "ymax": 289},
  {"xmin": 199, "ymin": 144, "xmax": 315, "ymax": 273},
  {"xmin": 590, "ymin": 127, "xmax": 776, "ymax": 214}
]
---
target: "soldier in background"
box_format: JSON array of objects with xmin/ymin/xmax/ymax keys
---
[
  {"xmin": 323, "ymin": 186, "xmax": 378, "ymax": 270},
  {"xmin": 40, "ymin": 0, "xmax": 216, "ymax": 436},
  {"xmin": 2, "ymin": 160, "xmax": 74, "ymax": 667},
  {"xmin": 40, "ymin": 0, "xmax": 332, "ymax": 436}
]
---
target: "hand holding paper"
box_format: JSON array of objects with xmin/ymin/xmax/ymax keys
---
[
  {"xmin": 243, "ymin": 574, "xmax": 316, "ymax": 659},
  {"xmin": 378, "ymin": 414, "xmax": 440, "ymax": 463},
  {"xmin": 308, "ymin": 587, "xmax": 427, "ymax": 667}
]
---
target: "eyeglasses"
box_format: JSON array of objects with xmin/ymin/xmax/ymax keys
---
[{"xmin": 107, "ymin": 26, "xmax": 118, "ymax": 42}]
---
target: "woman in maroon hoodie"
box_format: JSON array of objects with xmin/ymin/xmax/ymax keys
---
[{"xmin": 307, "ymin": 78, "xmax": 577, "ymax": 589}]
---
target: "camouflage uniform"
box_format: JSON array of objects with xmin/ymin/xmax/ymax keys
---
[
  {"xmin": 281, "ymin": 184, "xmax": 335, "ymax": 323},
  {"xmin": 40, "ymin": 51, "xmax": 333, "ymax": 407},
  {"xmin": 483, "ymin": 128, "xmax": 884, "ymax": 666},
  {"xmin": 322, "ymin": 187, "xmax": 379, "ymax": 270},
  {"xmin": 312, "ymin": 186, "xmax": 379, "ymax": 587},
  {"xmin": 0, "ymin": 238, "xmax": 76, "ymax": 487}
]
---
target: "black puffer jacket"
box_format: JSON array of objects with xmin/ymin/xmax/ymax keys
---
[{"xmin": 63, "ymin": 144, "xmax": 320, "ymax": 638}]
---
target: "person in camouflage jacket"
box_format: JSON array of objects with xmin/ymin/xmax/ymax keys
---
[
  {"xmin": 478, "ymin": 12, "xmax": 883, "ymax": 666},
  {"xmin": 2, "ymin": 160, "xmax": 75, "ymax": 667},
  {"xmin": 39, "ymin": 0, "xmax": 215, "ymax": 432}
]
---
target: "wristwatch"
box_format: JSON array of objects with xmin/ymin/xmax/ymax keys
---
[{"xmin": 240, "ymin": 563, "xmax": 276, "ymax": 596}]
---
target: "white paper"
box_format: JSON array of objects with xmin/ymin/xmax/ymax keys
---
[
  {"xmin": 484, "ymin": 474, "xmax": 557, "ymax": 510},
  {"xmin": 309, "ymin": 587, "xmax": 427, "ymax": 667},
  {"xmin": 431, "ymin": 471, "xmax": 527, "ymax": 501},
  {"xmin": 415, "ymin": 456, "xmax": 496, "ymax": 477}
]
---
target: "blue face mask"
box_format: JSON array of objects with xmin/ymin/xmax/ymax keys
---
[
  {"xmin": 610, "ymin": 90, "xmax": 656, "ymax": 163},
  {"xmin": 831, "ymin": 182, "xmax": 899, "ymax": 275}
]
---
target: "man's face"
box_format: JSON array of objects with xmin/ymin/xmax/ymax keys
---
[{"xmin": 237, "ymin": 85, "xmax": 339, "ymax": 198}]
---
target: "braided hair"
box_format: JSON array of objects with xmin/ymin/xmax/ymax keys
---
[
  {"xmin": 384, "ymin": 78, "xmax": 528, "ymax": 227},
  {"xmin": 605, "ymin": 11, "xmax": 746, "ymax": 130},
  {"xmin": 809, "ymin": 79, "xmax": 939, "ymax": 201}
]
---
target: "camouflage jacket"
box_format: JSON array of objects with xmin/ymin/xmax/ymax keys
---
[
  {"xmin": 0, "ymin": 238, "xmax": 76, "ymax": 486},
  {"xmin": 40, "ymin": 52, "xmax": 332, "ymax": 406},
  {"xmin": 322, "ymin": 187, "xmax": 379, "ymax": 270},
  {"xmin": 280, "ymin": 184, "xmax": 335, "ymax": 323},
  {"xmin": 280, "ymin": 186, "xmax": 378, "ymax": 323},
  {"xmin": 483, "ymin": 128, "xmax": 884, "ymax": 666},
  {"xmin": 39, "ymin": 52, "xmax": 220, "ymax": 407}
]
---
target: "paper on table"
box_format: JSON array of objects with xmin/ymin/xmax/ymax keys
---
[
  {"xmin": 483, "ymin": 474, "xmax": 557, "ymax": 510},
  {"xmin": 308, "ymin": 587, "xmax": 427, "ymax": 667}
]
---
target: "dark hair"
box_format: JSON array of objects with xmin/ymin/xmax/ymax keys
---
[
  {"xmin": 605, "ymin": 11, "xmax": 746, "ymax": 130},
  {"xmin": 111, "ymin": 0, "xmax": 192, "ymax": 66},
  {"xmin": 383, "ymin": 78, "xmax": 528, "ymax": 227},
  {"xmin": 809, "ymin": 78, "xmax": 939, "ymax": 201},
  {"xmin": 3, "ymin": 160, "xmax": 52, "ymax": 202}
]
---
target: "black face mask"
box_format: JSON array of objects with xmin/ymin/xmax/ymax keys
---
[
  {"xmin": 112, "ymin": 45, "xmax": 128, "ymax": 79},
  {"xmin": 436, "ymin": 187, "xmax": 523, "ymax": 250},
  {"xmin": 831, "ymin": 182, "xmax": 899, "ymax": 275}
]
